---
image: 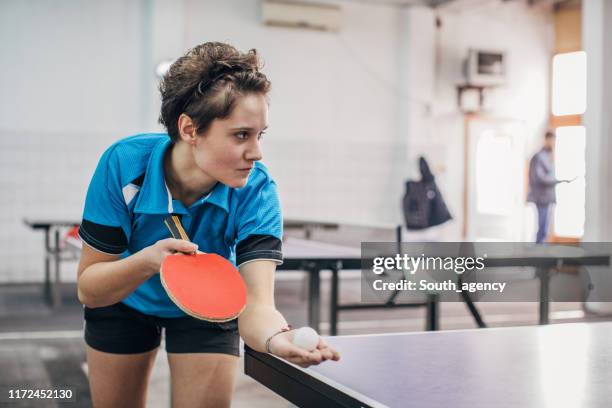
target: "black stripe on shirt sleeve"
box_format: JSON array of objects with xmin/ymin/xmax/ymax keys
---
[
  {"xmin": 236, "ymin": 234, "xmax": 283, "ymax": 267},
  {"xmin": 78, "ymin": 219, "xmax": 128, "ymax": 255}
]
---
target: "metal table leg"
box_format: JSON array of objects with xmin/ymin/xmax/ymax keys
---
[
  {"xmin": 52, "ymin": 228, "xmax": 61, "ymax": 309},
  {"xmin": 426, "ymin": 293, "xmax": 439, "ymax": 331},
  {"xmin": 330, "ymin": 262, "xmax": 341, "ymax": 336},
  {"xmin": 458, "ymin": 275, "xmax": 487, "ymax": 328},
  {"xmin": 43, "ymin": 227, "xmax": 51, "ymax": 305},
  {"xmin": 538, "ymin": 265, "xmax": 552, "ymax": 325},
  {"xmin": 307, "ymin": 264, "xmax": 321, "ymax": 333}
]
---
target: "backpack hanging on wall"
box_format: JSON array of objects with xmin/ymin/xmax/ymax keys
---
[{"xmin": 402, "ymin": 157, "xmax": 452, "ymax": 230}]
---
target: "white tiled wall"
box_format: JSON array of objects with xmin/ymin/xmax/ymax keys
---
[{"xmin": 2, "ymin": 130, "xmax": 117, "ymax": 282}]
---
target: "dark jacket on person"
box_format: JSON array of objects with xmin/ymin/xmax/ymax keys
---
[{"xmin": 527, "ymin": 148, "xmax": 558, "ymax": 205}]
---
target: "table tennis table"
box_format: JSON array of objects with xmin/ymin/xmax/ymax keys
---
[
  {"xmin": 279, "ymin": 238, "xmax": 611, "ymax": 334},
  {"xmin": 280, "ymin": 237, "xmax": 439, "ymax": 335},
  {"xmin": 476, "ymin": 251, "xmax": 609, "ymax": 325},
  {"xmin": 245, "ymin": 321, "xmax": 612, "ymax": 407},
  {"xmin": 23, "ymin": 219, "xmax": 80, "ymax": 308}
]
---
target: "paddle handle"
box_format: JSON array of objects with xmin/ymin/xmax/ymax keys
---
[
  {"xmin": 164, "ymin": 215, "xmax": 190, "ymax": 240},
  {"xmin": 164, "ymin": 215, "xmax": 199, "ymax": 254}
]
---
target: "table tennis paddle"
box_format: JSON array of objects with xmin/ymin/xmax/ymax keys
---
[{"xmin": 160, "ymin": 215, "xmax": 247, "ymax": 322}]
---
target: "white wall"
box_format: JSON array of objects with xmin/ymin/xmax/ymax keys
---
[
  {"xmin": 0, "ymin": 0, "xmax": 554, "ymax": 282},
  {"xmin": 582, "ymin": 0, "xmax": 612, "ymax": 314},
  {"xmin": 176, "ymin": 0, "xmax": 404, "ymax": 226},
  {"xmin": 583, "ymin": 0, "xmax": 612, "ymax": 241},
  {"xmin": 1, "ymin": 0, "xmax": 148, "ymax": 282}
]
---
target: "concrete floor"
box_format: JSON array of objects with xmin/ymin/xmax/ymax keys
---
[{"xmin": 1, "ymin": 274, "xmax": 610, "ymax": 407}]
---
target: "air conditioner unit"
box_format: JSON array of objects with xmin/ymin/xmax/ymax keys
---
[
  {"xmin": 262, "ymin": 0, "xmax": 342, "ymax": 32},
  {"xmin": 463, "ymin": 49, "xmax": 507, "ymax": 87}
]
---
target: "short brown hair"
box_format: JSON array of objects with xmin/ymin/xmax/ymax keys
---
[{"xmin": 158, "ymin": 42, "xmax": 271, "ymax": 142}]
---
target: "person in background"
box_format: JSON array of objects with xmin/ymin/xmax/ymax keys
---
[{"xmin": 527, "ymin": 130, "xmax": 573, "ymax": 243}]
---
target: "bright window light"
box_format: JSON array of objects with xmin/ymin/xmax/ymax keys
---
[
  {"xmin": 552, "ymin": 51, "xmax": 587, "ymax": 116},
  {"xmin": 554, "ymin": 126, "xmax": 585, "ymax": 237},
  {"xmin": 475, "ymin": 130, "xmax": 514, "ymax": 215}
]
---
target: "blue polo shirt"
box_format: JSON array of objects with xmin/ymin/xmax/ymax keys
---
[{"xmin": 79, "ymin": 133, "xmax": 283, "ymax": 317}]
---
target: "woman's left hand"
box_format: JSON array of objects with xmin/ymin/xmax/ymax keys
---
[{"xmin": 268, "ymin": 331, "xmax": 341, "ymax": 368}]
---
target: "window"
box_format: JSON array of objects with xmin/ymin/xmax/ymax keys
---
[
  {"xmin": 552, "ymin": 51, "xmax": 586, "ymax": 116},
  {"xmin": 553, "ymin": 126, "xmax": 585, "ymax": 237},
  {"xmin": 549, "ymin": 51, "xmax": 586, "ymax": 240}
]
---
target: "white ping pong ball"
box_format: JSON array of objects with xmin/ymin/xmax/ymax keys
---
[{"xmin": 292, "ymin": 327, "xmax": 319, "ymax": 351}]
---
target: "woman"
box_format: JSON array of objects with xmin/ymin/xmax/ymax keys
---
[{"xmin": 77, "ymin": 42, "xmax": 340, "ymax": 408}]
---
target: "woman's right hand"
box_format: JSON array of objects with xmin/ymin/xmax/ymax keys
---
[{"xmin": 139, "ymin": 238, "xmax": 199, "ymax": 276}]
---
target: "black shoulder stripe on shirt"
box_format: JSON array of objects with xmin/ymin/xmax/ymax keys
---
[
  {"xmin": 236, "ymin": 235, "xmax": 283, "ymax": 266},
  {"xmin": 130, "ymin": 173, "xmax": 145, "ymax": 187},
  {"xmin": 79, "ymin": 219, "xmax": 128, "ymax": 255}
]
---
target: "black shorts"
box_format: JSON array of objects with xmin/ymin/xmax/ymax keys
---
[{"xmin": 84, "ymin": 302, "xmax": 239, "ymax": 356}]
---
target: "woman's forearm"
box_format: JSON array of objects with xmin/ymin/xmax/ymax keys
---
[
  {"xmin": 77, "ymin": 250, "xmax": 157, "ymax": 308},
  {"xmin": 238, "ymin": 304, "xmax": 288, "ymax": 352}
]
